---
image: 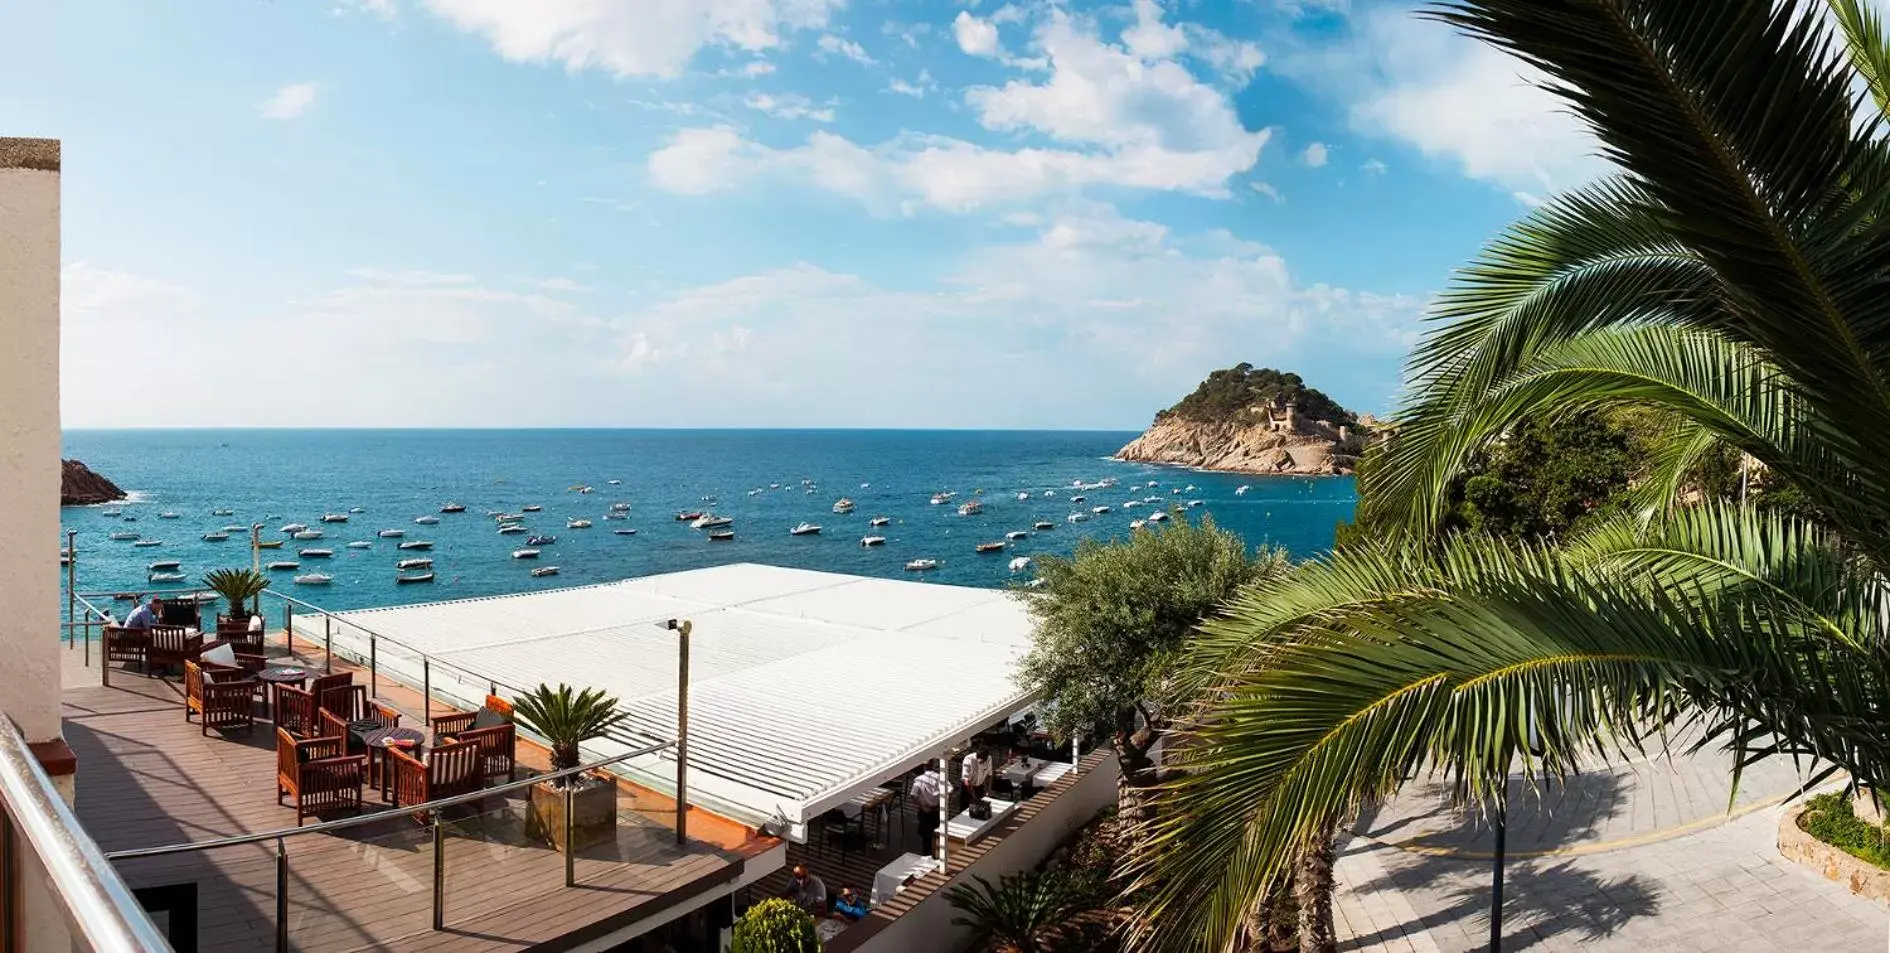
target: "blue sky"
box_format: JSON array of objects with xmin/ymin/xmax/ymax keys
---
[{"xmin": 3, "ymin": 0, "xmax": 1603, "ymax": 429}]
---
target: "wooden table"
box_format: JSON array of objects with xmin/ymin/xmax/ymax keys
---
[
  {"xmin": 354, "ymin": 724, "xmax": 425, "ymax": 801},
  {"xmin": 255, "ymin": 666, "xmax": 310, "ymax": 719}
]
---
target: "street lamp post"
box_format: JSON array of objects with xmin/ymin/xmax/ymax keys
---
[{"xmin": 662, "ymin": 618, "xmax": 692, "ymax": 845}]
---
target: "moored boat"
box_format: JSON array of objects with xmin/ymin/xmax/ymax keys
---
[
  {"xmin": 957, "ymin": 500, "xmax": 983, "ymax": 516},
  {"xmin": 530, "ymin": 566, "xmax": 561, "ymax": 577},
  {"xmin": 256, "ymin": 539, "xmax": 284, "ymax": 549},
  {"xmin": 1005, "ymin": 531, "xmax": 1028, "ymax": 540},
  {"xmin": 612, "ymin": 528, "xmax": 637, "ymax": 536},
  {"xmin": 566, "ymin": 519, "xmax": 592, "ymax": 529},
  {"xmin": 211, "ymin": 508, "xmax": 233, "ymax": 516},
  {"xmin": 414, "ymin": 515, "xmax": 440, "ymax": 524},
  {"xmin": 707, "ymin": 529, "xmax": 735, "ymax": 541},
  {"xmin": 267, "ymin": 561, "xmax": 299, "ymax": 571},
  {"xmin": 511, "ymin": 548, "xmax": 541, "ymax": 559},
  {"xmin": 1091, "ymin": 505, "xmax": 1111, "ymax": 514},
  {"xmin": 860, "ymin": 535, "xmax": 886, "ymax": 547},
  {"xmin": 789, "ymin": 522, "xmax": 822, "ymax": 536},
  {"xmin": 134, "ymin": 539, "xmax": 164, "ymax": 547},
  {"xmin": 148, "ymin": 571, "xmax": 186, "ymax": 583},
  {"xmin": 293, "ymin": 530, "xmax": 324, "ymax": 540},
  {"xmin": 869, "ymin": 516, "xmax": 891, "ymax": 527},
  {"xmin": 396, "ymin": 572, "xmax": 435, "ymax": 584},
  {"xmin": 299, "ymin": 548, "xmax": 333, "ymax": 558},
  {"xmin": 398, "ymin": 540, "xmax": 434, "ymax": 550},
  {"xmin": 441, "ymin": 502, "xmax": 466, "ymax": 513},
  {"xmin": 1147, "ymin": 511, "xmax": 1169, "ymax": 522},
  {"xmin": 158, "ymin": 512, "xmax": 179, "ymax": 519},
  {"xmin": 975, "ymin": 541, "xmax": 1006, "ymax": 553},
  {"xmin": 279, "ymin": 523, "xmax": 307, "ymax": 534},
  {"xmin": 293, "ymin": 572, "xmax": 333, "ymax": 585},
  {"xmin": 147, "ymin": 559, "xmax": 181, "ymax": 571},
  {"xmin": 675, "ymin": 511, "xmax": 704, "ymax": 521},
  {"xmin": 526, "ymin": 535, "xmax": 557, "ymax": 546},
  {"xmin": 108, "ymin": 531, "xmax": 139, "ymax": 541},
  {"xmin": 690, "ymin": 514, "xmax": 732, "ymax": 529},
  {"xmin": 347, "ymin": 541, "xmax": 372, "ymax": 549},
  {"xmin": 904, "ymin": 558, "xmax": 939, "ymax": 571},
  {"xmin": 498, "ymin": 525, "xmax": 526, "ymax": 535},
  {"xmin": 1033, "ymin": 521, "xmax": 1055, "ymax": 531},
  {"xmin": 1009, "ymin": 556, "xmax": 1031, "ymax": 572},
  {"xmin": 1235, "ymin": 485, "xmax": 1250, "ymax": 495},
  {"xmin": 321, "ymin": 513, "xmax": 349, "ymax": 523},
  {"xmin": 929, "ymin": 492, "xmax": 954, "ymax": 505},
  {"xmin": 396, "ymin": 558, "xmax": 433, "ymax": 570},
  {"xmin": 378, "ymin": 529, "xmax": 405, "ymax": 538},
  {"xmin": 832, "ymin": 498, "xmax": 855, "ymax": 514},
  {"xmin": 522, "ymin": 504, "xmax": 542, "ymax": 513}
]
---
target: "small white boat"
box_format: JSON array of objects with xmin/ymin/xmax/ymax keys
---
[
  {"xmin": 222, "ymin": 524, "xmax": 247, "ymax": 533},
  {"xmin": 378, "ymin": 529, "xmax": 405, "ymax": 538},
  {"xmin": 790, "ymin": 522, "xmax": 822, "ymax": 536},
  {"xmin": 526, "ymin": 534, "xmax": 557, "ymax": 545},
  {"xmin": 280, "ymin": 523, "xmax": 307, "ymax": 534},
  {"xmin": 512, "ymin": 548, "xmax": 541, "ymax": 559},
  {"xmin": 148, "ymin": 571, "xmax": 186, "ymax": 583},
  {"xmin": 349, "ymin": 506, "xmax": 365, "ymax": 513},
  {"xmin": 1067, "ymin": 513, "xmax": 1089, "ymax": 523},
  {"xmin": 1005, "ymin": 531, "xmax": 1028, "ymax": 540},
  {"xmin": 1184, "ymin": 485, "xmax": 1196, "ymax": 492},
  {"xmin": 498, "ymin": 525, "xmax": 526, "ymax": 535},
  {"xmin": 496, "ymin": 513, "xmax": 525, "ymax": 524},
  {"xmin": 690, "ymin": 514, "xmax": 732, "ymax": 529},
  {"xmin": 134, "ymin": 539, "xmax": 164, "ymax": 547},
  {"xmin": 210, "ymin": 508, "xmax": 232, "ymax": 516},
  {"xmin": 1016, "ymin": 492, "xmax": 1030, "ymax": 501},
  {"xmin": 347, "ymin": 541, "xmax": 372, "ymax": 549},
  {"xmin": 708, "ymin": 529, "xmax": 735, "ymax": 541},
  {"xmin": 396, "ymin": 572, "xmax": 435, "ymax": 584},
  {"xmin": 1187, "ymin": 499, "xmax": 1204, "ymax": 508},
  {"xmin": 1008, "ymin": 556, "xmax": 1031, "ymax": 572},
  {"xmin": 603, "ymin": 512, "xmax": 626, "ymax": 520},
  {"xmin": 930, "ymin": 492, "xmax": 955, "ymax": 505},
  {"xmin": 441, "ymin": 502, "xmax": 466, "ymax": 513},
  {"xmin": 293, "ymin": 530, "xmax": 324, "ymax": 540},
  {"xmin": 566, "ymin": 519, "xmax": 593, "ymax": 529},
  {"xmin": 1147, "ymin": 511, "xmax": 1170, "ymax": 522},
  {"xmin": 1130, "ymin": 519, "xmax": 1146, "ymax": 530},
  {"xmin": 158, "ymin": 512, "xmax": 180, "ymax": 520},
  {"xmin": 522, "ymin": 504, "xmax": 542, "ymax": 513},
  {"xmin": 531, "ymin": 566, "xmax": 561, "ymax": 577},
  {"xmin": 577, "ymin": 486, "xmax": 594, "ymax": 494},
  {"xmin": 1033, "ymin": 521, "xmax": 1055, "ymax": 530},
  {"xmin": 101, "ymin": 507, "xmax": 124, "ymax": 517},
  {"xmin": 147, "ymin": 559, "xmax": 181, "ymax": 571},
  {"xmin": 869, "ymin": 516, "xmax": 891, "ymax": 527},
  {"xmin": 397, "ymin": 558, "xmax": 433, "ymax": 570},
  {"xmin": 293, "ymin": 572, "xmax": 333, "ymax": 586},
  {"xmin": 832, "ymin": 498, "xmax": 855, "ymax": 514},
  {"xmin": 610, "ymin": 502, "xmax": 630, "ymax": 511},
  {"xmin": 904, "ymin": 558, "xmax": 939, "ymax": 572},
  {"xmin": 108, "ymin": 531, "xmax": 139, "ymax": 541},
  {"xmin": 607, "ymin": 479, "xmax": 621, "ymax": 485},
  {"xmin": 1172, "ymin": 488, "xmax": 1182, "ymax": 494},
  {"xmin": 613, "ymin": 528, "xmax": 637, "ymax": 536},
  {"xmin": 267, "ymin": 561, "xmax": 300, "ymax": 571},
  {"xmin": 398, "ymin": 540, "xmax": 433, "ymax": 550},
  {"xmin": 414, "ymin": 515, "xmax": 440, "ymax": 525},
  {"xmin": 299, "ymin": 548, "xmax": 333, "ymax": 558},
  {"xmin": 861, "ymin": 535, "xmax": 887, "ymax": 546},
  {"xmin": 958, "ymin": 500, "xmax": 984, "ymax": 516},
  {"xmin": 1091, "ymin": 505, "xmax": 1111, "ymax": 514},
  {"xmin": 321, "ymin": 513, "xmax": 349, "ymax": 523}
]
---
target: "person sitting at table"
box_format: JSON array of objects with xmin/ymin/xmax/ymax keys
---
[
  {"xmin": 961, "ymin": 747, "xmax": 992, "ymax": 803},
  {"xmin": 783, "ymin": 865, "xmax": 827, "ymax": 914},
  {"xmin": 124, "ymin": 597, "xmax": 159, "ymax": 630},
  {"xmin": 830, "ymin": 885, "xmax": 869, "ymax": 922},
  {"xmin": 910, "ymin": 765, "xmax": 945, "ymax": 848}
]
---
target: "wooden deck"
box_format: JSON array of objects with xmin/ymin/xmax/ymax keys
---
[{"xmin": 60, "ymin": 641, "xmax": 777, "ymax": 953}]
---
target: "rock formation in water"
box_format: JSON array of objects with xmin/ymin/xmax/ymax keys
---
[
  {"xmin": 1115, "ymin": 365, "xmax": 1374, "ymax": 476},
  {"xmin": 62, "ymin": 459, "xmax": 127, "ymax": 505}
]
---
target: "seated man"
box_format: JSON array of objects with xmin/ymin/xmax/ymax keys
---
[
  {"xmin": 124, "ymin": 597, "xmax": 159, "ymax": 631},
  {"xmin": 783, "ymin": 865, "xmax": 826, "ymax": 914},
  {"xmin": 830, "ymin": 885, "xmax": 869, "ymax": 922}
]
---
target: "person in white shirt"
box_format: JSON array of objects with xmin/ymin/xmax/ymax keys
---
[
  {"xmin": 961, "ymin": 749, "xmax": 992, "ymax": 803},
  {"xmin": 909, "ymin": 766, "xmax": 944, "ymax": 850},
  {"xmin": 123, "ymin": 598, "xmax": 159, "ymax": 630}
]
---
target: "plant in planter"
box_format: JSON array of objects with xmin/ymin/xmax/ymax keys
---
[
  {"xmin": 203, "ymin": 567, "xmax": 270, "ymax": 626},
  {"xmin": 947, "ymin": 869, "xmax": 1100, "ymax": 953},
  {"xmin": 513, "ymin": 683, "xmax": 630, "ymax": 852},
  {"xmin": 730, "ymin": 898, "xmax": 821, "ymax": 953}
]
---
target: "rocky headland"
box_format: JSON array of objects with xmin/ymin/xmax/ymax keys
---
[
  {"xmin": 1115, "ymin": 365, "xmax": 1374, "ymax": 476},
  {"xmin": 62, "ymin": 459, "xmax": 127, "ymax": 505}
]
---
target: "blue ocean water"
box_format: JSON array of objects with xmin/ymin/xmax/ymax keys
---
[{"xmin": 59, "ymin": 429, "xmax": 1355, "ymax": 613}]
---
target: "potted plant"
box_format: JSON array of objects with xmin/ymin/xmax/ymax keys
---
[
  {"xmin": 203, "ymin": 567, "xmax": 270, "ymax": 628},
  {"xmin": 514, "ymin": 683, "xmax": 630, "ymax": 852},
  {"xmin": 730, "ymin": 898, "xmax": 821, "ymax": 953}
]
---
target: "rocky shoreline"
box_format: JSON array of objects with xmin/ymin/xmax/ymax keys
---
[
  {"xmin": 62, "ymin": 459, "xmax": 127, "ymax": 505},
  {"xmin": 1114, "ymin": 414, "xmax": 1369, "ymax": 476}
]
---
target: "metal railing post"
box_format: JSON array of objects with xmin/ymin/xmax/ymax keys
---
[
  {"xmin": 369, "ymin": 636, "xmax": 378, "ymax": 698},
  {"xmin": 564, "ymin": 784, "xmax": 576, "ymax": 887},
  {"xmin": 285, "ymin": 603, "xmax": 294, "ymax": 661},
  {"xmin": 422, "ymin": 657, "xmax": 431, "ymax": 724},
  {"xmin": 431, "ymin": 814, "xmax": 445, "ymax": 931},
  {"xmin": 66, "ymin": 530, "xmax": 76, "ymax": 648},
  {"xmin": 3, "ymin": 809, "xmax": 17, "ymax": 948},
  {"xmin": 275, "ymin": 837, "xmax": 289, "ymax": 953},
  {"xmin": 323, "ymin": 614, "xmax": 333, "ymax": 674},
  {"xmin": 675, "ymin": 621, "xmax": 691, "ymax": 845}
]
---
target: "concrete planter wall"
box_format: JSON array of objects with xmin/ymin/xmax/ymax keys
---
[{"xmin": 1777, "ymin": 803, "xmax": 1890, "ymax": 902}]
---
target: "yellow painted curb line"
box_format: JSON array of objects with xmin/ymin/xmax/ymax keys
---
[{"xmin": 1368, "ymin": 791, "xmax": 1791, "ymax": 861}]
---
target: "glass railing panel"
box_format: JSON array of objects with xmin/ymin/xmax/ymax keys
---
[{"xmin": 285, "ymin": 810, "xmax": 434, "ymax": 950}]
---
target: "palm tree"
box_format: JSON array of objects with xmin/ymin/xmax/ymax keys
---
[
  {"xmin": 1123, "ymin": 1, "xmax": 1890, "ymax": 949},
  {"xmin": 947, "ymin": 870, "xmax": 1099, "ymax": 953},
  {"xmin": 510, "ymin": 683, "xmax": 629, "ymax": 784}
]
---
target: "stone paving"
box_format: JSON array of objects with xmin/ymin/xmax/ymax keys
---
[{"xmin": 1333, "ymin": 744, "xmax": 1888, "ymax": 951}]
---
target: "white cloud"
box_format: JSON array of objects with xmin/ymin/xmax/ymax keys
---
[
  {"xmin": 1122, "ymin": 0, "xmax": 1187, "ymax": 60},
  {"xmin": 1360, "ymin": 157, "xmax": 1387, "ymax": 174},
  {"xmin": 522, "ymin": 276, "xmax": 592, "ymax": 292},
  {"xmin": 260, "ymin": 82, "xmax": 320, "ymax": 119},
  {"xmin": 882, "ymin": 20, "xmax": 931, "ymax": 49},
  {"xmin": 1341, "ymin": 8, "xmax": 1604, "ymax": 194},
  {"xmin": 418, "ymin": 0, "xmax": 844, "ymax": 79},
  {"xmin": 1301, "ymin": 142, "xmax": 1329, "ymax": 167},
  {"xmin": 743, "ymin": 92, "xmax": 835, "ymax": 123},
  {"xmin": 1251, "ymin": 180, "xmax": 1284, "ymax": 203},
  {"xmin": 886, "ymin": 70, "xmax": 936, "ymax": 98},
  {"xmin": 1186, "ymin": 25, "xmax": 1265, "ymax": 84},
  {"xmin": 954, "ymin": 11, "xmax": 1002, "ymax": 57},
  {"xmin": 728, "ymin": 60, "xmax": 776, "ymax": 77},
  {"xmin": 332, "ymin": 0, "xmax": 396, "ymax": 19},
  {"xmin": 816, "ymin": 34, "xmax": 876, "ymax": 66}
]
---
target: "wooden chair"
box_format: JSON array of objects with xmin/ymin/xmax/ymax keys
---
[
  {"xmin": 452, "ymin": 724, "xmax": 517, "ymax": 783},
  {"xmin": 146, "ymin": 626, "xmax": 202, "ymax": 672},
  {"xmin": 308, "ymin": 672, "xmax": 352, "ymax": 713},
  {"xmin": 390, "ymin": 740, "xmax": 481, "ymax": 810},
  {"xmin": 184, "ymin": 661, "xmax": 258, "ymax": 737},
  {"xmin": 317, "ymin": 708, "xmax": 351, "ymax": 743},
  {"xmin": 103, "ymin": 626, "xmax": 150, "ymax": 671},
  {"xmin": 319, "ymin": 684, "xmax": 399, "ymax": 728},
  {"xmin": 430, "ymin": 694, "xmax": 513, "ymax": 736},
  {"xmin": 275, "ymin": 728, "xmax": 366, "ymax": 825},
  {"xmin": 274, "ymin": 684, "xmax": 320, "ymax": 738},
  {"xmin": 197, "ymin": 639, "xmax": 266, "ymax": 676}
]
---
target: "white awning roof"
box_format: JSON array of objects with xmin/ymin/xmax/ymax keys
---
[{"xmin": 297, "ymin": 563, "xmax": 1039, "ymax": 831}]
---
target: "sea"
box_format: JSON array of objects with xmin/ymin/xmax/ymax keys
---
[{"xmin": 58, "ymin": 429, "xmax": 1356, "ymax": 616}]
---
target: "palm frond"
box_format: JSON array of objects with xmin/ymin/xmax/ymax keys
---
[{"xmin": 1829, "ymin": 0, "xmax": 1890, "ymax": 117}]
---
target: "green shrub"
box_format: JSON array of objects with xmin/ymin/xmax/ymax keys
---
[
  {"xmin": 1800, "ymin": 793, "xmax": 1890, "ymax": 870},
  {"xmin": 730, "ymin": 898, "xmax": 820, "ymax": 953}
]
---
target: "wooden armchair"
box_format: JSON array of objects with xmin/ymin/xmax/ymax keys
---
[
  {"xmin": 184, "ymin": 661, "xmax": 258, "ymax": 737},
  {"xmin": 274, "ymin": 683, "xmax": 320, "ymax": 738},
  {"xmin": 319, "ymin": 684, "xmax": 399, "ymax": 728},
  {"xmin": 197, "ymin": 639, "xmax": 266, "ymax": 676},
  {"xmin": 453, "ymin": 724, "xmax": 517, "ymax": 783},
  {"xmin": 308, "ymin": 672, "xmax": 352, "ymax": 705},
  {"xmin": 430, "ymin": 694, "xmax": 514, "ymax": 736},
  {"xmin": 390, "ymin": 740, "xmax": 481, "ymax": 810},
  {"xmin": 104, "ymin": 626, "xmax": 150, "ymax": 670},
  {"xmin": 147, "ymin": 626, "xmax": 203, "ymax": 672},
  {"xmin": 275, "ymin": 728, "xmax": 366, "ymax": 825}
]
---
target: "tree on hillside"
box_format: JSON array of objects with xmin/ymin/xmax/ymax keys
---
[
  {"xmin": 1125, "ymin": 1, "xmax": 1890, "ymax": 950},
  {"xmin": 1015, "ymin": 514, "xmax": 1283, "ymax": 825},
  {"xmin": 1159, "ymin": 364, "xmax": 1359, "ymax": 428}
]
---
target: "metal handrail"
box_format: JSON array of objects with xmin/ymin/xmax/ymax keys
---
[
  {"xmin": 0, "ymin": 717, "xmax": 170, "ymax": 950},
  {"xmin": 104, "ymin": 736, "xmax": 673, "ymax": 860}
]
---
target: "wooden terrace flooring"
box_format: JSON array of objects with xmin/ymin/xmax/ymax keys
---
[{"xmin": 59, "ymin": 641, "xmax": 774, "ymax": 953}]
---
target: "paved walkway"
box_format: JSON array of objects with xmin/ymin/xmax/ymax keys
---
[{"xmin": 1334, "ymin": 744, "xmax": 1888, "ymax": 952}]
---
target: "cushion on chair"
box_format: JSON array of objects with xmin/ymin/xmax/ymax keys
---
[
  {"xmin": 471, "ymin": 707, "xmax": 510, "ymax": 731},
  {"xmin": 201, "ymin": 642, "xmax": 238, "ymax": 668}
]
